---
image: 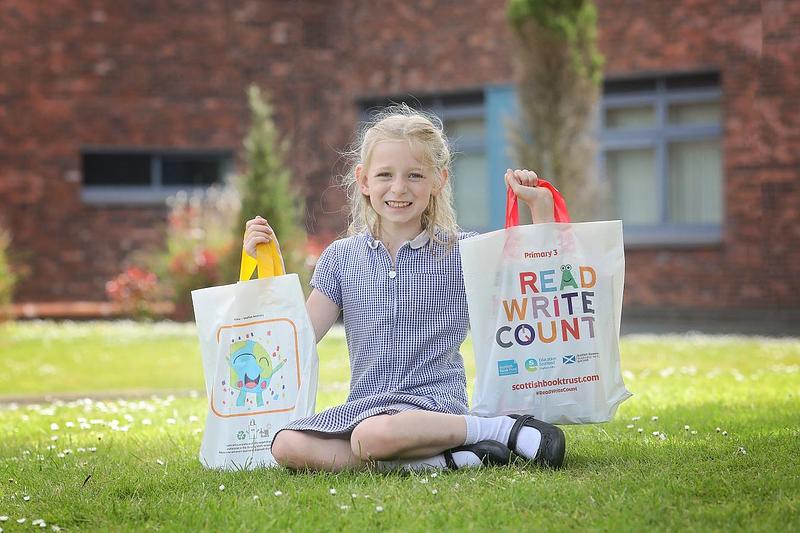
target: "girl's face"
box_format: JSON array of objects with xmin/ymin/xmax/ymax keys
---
[{"xmin": 356, "ymin": 140, "xmax": 448, "ymax": 235}]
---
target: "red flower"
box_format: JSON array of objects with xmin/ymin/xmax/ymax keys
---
[
  {"xmin": 198, "ymin": 249, "xmax": 218, "ymax": 269},
  {"xmin": 105, "ymin": 266, "xmax": 164, "ymax": 318}
]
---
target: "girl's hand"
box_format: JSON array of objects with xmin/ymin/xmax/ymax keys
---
[
  {"xmin": 244, "ymin": 216, "xmax": 279, "ymax": 258},
  {"xmin": 504, "ymin": 168, "xmax": 555, "ymax": 223}
]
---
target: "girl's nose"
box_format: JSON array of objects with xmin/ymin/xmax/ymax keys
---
[{"xmin": 390, "ymin": 177, "xmax": 407, "ymax": 194}]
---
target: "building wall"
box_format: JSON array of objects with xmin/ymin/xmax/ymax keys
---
[
  {"xmin": 597, "ymin": 0, "xmax": 799, "ymax": 312},
  {"xmin": 1, "ymin": 0, "xmax": 345, "ymax": 301},
  {"xmin": 1, "ymin": 0, "xmax": 797, "ymax": 314}
]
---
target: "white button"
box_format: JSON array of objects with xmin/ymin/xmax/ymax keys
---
[{"xmin": 389, "ymin": 270, "xmax": 397, "ymax": 279}]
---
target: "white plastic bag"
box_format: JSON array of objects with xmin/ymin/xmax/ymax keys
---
[
  {"xmin": 461, "ymin": 184, "xmax": 631, "ymax": 424},
  {"xmin": 191, "ymin": 242, "xmax": 318, "ymax": 469}
]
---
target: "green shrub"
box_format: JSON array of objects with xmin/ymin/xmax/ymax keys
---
[
  {"xmin": 120, "ymin": 85, "xmax": 309, "ymax": 321},
  {"xmin": 111, "ymin": 187, "xmax": 240, "ymax": 321},
  {"xmin": 149, "ymin": 186, "xmax": 241, "ymax": 320},
  {"xmin": 112, "ymin": 186, "xmax": 241, "ymax": 320},
  {"xmin": 507, "ymin": 0, "xmax": 606, "ymax": 221},
  {"xmin": 233, "ymin": 85, "xmax": 309, "ymax": 289},
  {"xmin": 105, "ymin": 265, "xmax": 167, "ymax": 321},
  {"xmin": 0, "ymin": 226, "xmax": 17, "ymax": 321}
]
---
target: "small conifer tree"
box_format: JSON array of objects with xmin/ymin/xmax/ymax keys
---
[{"xmin": 234, "ymin": 85, "xmax": 309, "ymax": 288}]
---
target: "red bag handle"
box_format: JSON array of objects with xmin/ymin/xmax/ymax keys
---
[{"xmin": 505, "ymin": 178, "xmax": 570, "ymax": 228}]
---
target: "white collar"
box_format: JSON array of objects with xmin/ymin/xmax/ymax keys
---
[{"xmin": 366, "ymin": 230, "xmax": 430, "ymax": 250}]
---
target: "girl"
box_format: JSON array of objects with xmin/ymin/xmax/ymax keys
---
[{"xmin": 243, "ymin": 105, "xmax": 565, "ymax": 472}]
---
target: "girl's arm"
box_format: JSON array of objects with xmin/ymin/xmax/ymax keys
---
[
  {"xmin": 244, "ymin": 216, "xmax": 340, "ymax": 343},
  {"xmin": 504, "ymin": 168, "xmax": 555, "ymax": 224},
  {"xmin": 306, "ymin": 289, "xmax": 340, "ymax": 343}
]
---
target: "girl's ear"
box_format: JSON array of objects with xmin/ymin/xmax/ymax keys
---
[
  {"xmin": 355, "ymin": 164, "xmax": 369, "ymax": 195},
  {"xmin": 434, "ymin": 168, "xmax": 449, "ymax": 196}
]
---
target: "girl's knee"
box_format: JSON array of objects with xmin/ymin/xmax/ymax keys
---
[
  {"xmin": 350, "ymin": 416, "xmax": 399, "ymax": 460},
  {"xmin": 271, "ymin": 430, "xmax": 303, "ymax": 468}
]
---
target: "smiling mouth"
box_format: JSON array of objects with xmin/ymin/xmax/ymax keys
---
[
  {"xmin": 386, "ymin": 201, "xmax": 412, "ymax": 208},
  {"xmin": 244, "ymin": 374, "xmax": 261, "ymax": 388}
]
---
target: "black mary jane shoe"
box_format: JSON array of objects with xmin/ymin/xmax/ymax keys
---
[
  {"xmin": 507, "ymin": 414, "xmax": 566, "ymax": 469},
  {"xmin": 443, "ymin": 439, "xmax": 512, "ymax": 470}
]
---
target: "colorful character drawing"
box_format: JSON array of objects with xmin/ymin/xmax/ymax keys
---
[
  {"xmin": 559, "ymin": 264, "xmax": 578, "ymax": 290},
  {"xmin": 227, "ymin": 340, "xmax": 285, "ymax": 407}
]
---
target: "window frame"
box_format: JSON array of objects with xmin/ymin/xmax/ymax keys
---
[
  {"xmin": 80, "ymin": 147, "xmax": 234, "ymax": 206},
  {"xmin": 438, "ymin": 102, "xmax": 490, "ymax": 232},
  {"xmin": 599, "ymin": 77, "xmax": 724, "ymax": 246}
]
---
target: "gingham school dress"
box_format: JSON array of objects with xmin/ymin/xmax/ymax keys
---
[{"xmin": 282, "ymin": 230, "xmax": 478, "ymax": 436}]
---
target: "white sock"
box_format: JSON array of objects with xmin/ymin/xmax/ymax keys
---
[
  {"xmin": 463, "ymin": 415, "xmax": 541, "ymax": 460},
  {"xmin": 377, "ymin": 450, "xmax": 483, "ymax": 472}
]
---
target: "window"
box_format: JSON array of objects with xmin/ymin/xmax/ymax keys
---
[
  {"xmin": 81, "ymin": 149, "xmax": 233, "ymax": 205},
  {"xmin": 356, "ymin": 74, "xmax": 725, "ymax": 243},
  {"xmin": 600, "ymin": 73, "xmax": 723, "ymax": 244},
  {"xmin": 359, "ymin": 93, "xmax": 492, "ymax": 232},
  {"xmin": 443, "ymin": 107, "xmax": 490, "ymax": 231}
]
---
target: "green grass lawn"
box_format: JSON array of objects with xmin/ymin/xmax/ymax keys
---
[{"xmin": 0, "ymin": 321, "xmax": 798, "ymax": 531}]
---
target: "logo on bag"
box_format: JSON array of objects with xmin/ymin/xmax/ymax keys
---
[
  {"xmin": 494, "ymin": 263, "xmax": 598, "ymax": 349},
  {"xmin": 575, "ymin": 352, "xmax": 599, "ymax": 363},
  {"xmin": 235, "ymin": 420, "xmax": 273, "ymax": 441},
  {"xmin": 524, "ymin": 356, "xmax": 556, "ymax": 372},
  {"xmin": 497, "ymin": 359, "xmax": 519, "ymax": 376},
  {"xmin": 211, "ymin": 319, "xmax": 302, "ymax": 418},
  {"xmin": 560, "ymin": 264, "xmax": 578, "ymax": 289},
  {"xmin": 228, "ymin": 339, "xmax": 286, "ymax": 409},
  {"xmin": 563, "ymin": 354, "xmax": 576, "ymax": 364}
]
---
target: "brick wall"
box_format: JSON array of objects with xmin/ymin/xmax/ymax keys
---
[
  {"xmin": 1, "ymin": 0, "xmax": 797, "ymax": 314},
  {"xmin": 1, "ymin": 0, "xmax": 344, "ymax": 301},
  {"xmin": 596, "ymin": 0, "xmax": 800, "ymax": 311}
]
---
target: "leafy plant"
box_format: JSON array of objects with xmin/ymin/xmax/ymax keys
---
[
  {"xmin": 0, "ymin": 225, "xmax": 17, "ymax": 321},
  {"xmin": 233, "ymin": 85, "xmax": 309, "ymax": 289},
  {"xmin": 105, "ymin": 266, "xmax": 166, "ymax": 320},
  {"xmin": 508, "ymin": 0, "xmax": 604, "ymax": 85},
  {"xmin": 507, "ymin": 0, "xmax": 606, "ymax": 220},
  {"xmin": 121, "ymin": 85, "xmax": 311, "ymax": 321},
  {"xmin": 151, "ymin": 186, "xmax": 241, "ymax": 320}
]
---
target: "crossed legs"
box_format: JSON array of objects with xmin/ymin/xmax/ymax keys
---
[{"xmin": 271, "ymin": 410, "xmax": 468, "ymax": 472}]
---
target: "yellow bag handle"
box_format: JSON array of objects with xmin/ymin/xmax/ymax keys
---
[{"xmin": 239, "ymin": 238, "xmax": 285, "ymax": 281}]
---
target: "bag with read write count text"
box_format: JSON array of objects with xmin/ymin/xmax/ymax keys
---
[
  {"xmin": 191, "ymin": 240, "xmax": 318, "ymax": 469},
  {"xmin": 461, "ymin": 181, "xmax": 631, "ymax": 424}
]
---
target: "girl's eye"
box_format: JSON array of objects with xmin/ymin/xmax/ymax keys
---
[
  {"xmin": 376, "ymin": 172, "xmax": 392, "ymax": 179},
  {"xmin": 409, "ymin": 173, "xmax": 424, "ymax": 181}
]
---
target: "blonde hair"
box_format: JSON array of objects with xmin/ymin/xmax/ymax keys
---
[{"xmin": 340, "ymin": 104, "xmax": 460, "ymax": 249}]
